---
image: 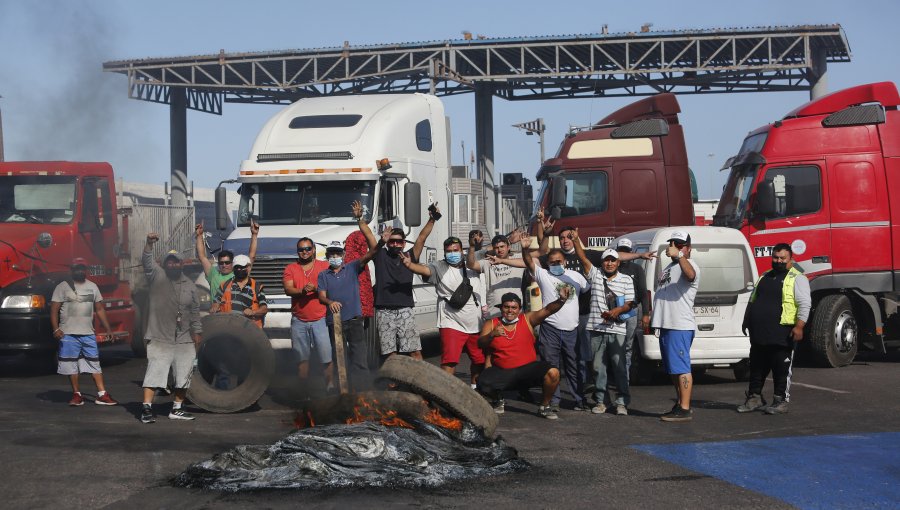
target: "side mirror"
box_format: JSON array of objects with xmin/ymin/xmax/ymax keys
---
[
  {"xmin": 215, "ymin": 187, "xmax": 229, "ymax": 230},
  {"xmin": 404, "ymin": 182, "xmax": 422, "ymax": 227},
  {"xmin": 550, "ymin": 175, "xmax": 566, "ymax": 209},
  {"xmin": 550, "ymin": 206, "xmax": 562, "ymax": 220},
  {"xmin": 756, "ymin": 180, "xmax": 776, "ymax": 217}
]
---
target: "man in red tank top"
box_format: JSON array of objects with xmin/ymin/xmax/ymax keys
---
[{"xmin": 477, "ymin": 286, "xmax": 570, "ymax": 420}]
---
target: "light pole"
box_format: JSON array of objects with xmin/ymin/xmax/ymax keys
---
[{"xmin": 512, "ymin": 118, "xmax": 545, "ymax": 164}]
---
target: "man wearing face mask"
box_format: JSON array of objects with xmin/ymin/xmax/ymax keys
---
[
  {"xmin": 738, "ymin": 243, "xmax": 810, "ymax": 415},
  {"xmin": 651, "ymin": 230, "xmax": 700, "ymax": 422},
  {"xmin": 51, "ymin": 258, "xmax": 117, "ymax": 406},
  {"xmin": 520, "ymin": 233, "xmax": 589, "ymax": 416},
  {"xmin": 401, "ymin": 236, "xmax": 487, "ymax": 386},
  {"xmin": 317, "ymin": 240, "xmax": 379, "ymax": 391},
  {"xmin": 140, "ymin": 234, "xmax": 202, "ymax": 424},
  {"xmin": 211, "ymin": 254, "xmax": 268, "ymax": 328}
]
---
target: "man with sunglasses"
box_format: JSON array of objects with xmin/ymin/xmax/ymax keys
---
[
  {"xmin": 195, "ymin": 220, "xmax": 259, "ymax": 302},
  {"xmin": 651, "ymin": 230, "xmax": 700, "ymax": 422},
  {"xmin": 283, "ymin": 238, "xmax": 333, "ymax": 394}
]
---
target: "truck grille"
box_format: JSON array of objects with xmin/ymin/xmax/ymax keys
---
[{"xmin": 250, "ymin": 258, "xmax": 294, "ymax": 296}]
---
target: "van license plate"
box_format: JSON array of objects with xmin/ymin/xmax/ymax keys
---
[{"xmin": 693, "ymin": 306, "xmax": 719, "ymax": 317}]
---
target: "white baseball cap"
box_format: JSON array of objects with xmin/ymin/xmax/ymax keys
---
[
  {"xmin": 667, "ymin": 230, "xmax": 691, "ymax": 244},
  {"xmin": 601, "ymin": 248, "xmax": 620, "ymax": 260},
  {"xmin": 616, "ymin": 238, "xmax": 633, "ymax": 250},
  {"xmin": 232, "ymin": 254, "xmax": 251, "ymax": 267},
  {"xmin": 325, "ymin": 240, "xmax": 345, "ymax": 254}
]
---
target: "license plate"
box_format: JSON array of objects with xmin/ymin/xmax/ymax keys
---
[
  {"xmin": 693, "ymin": 306, "xmax": 719, "ymax": 317},
  {"xmin": 587, "ymin": 236, "xmax": 614, "ymax": 248}
]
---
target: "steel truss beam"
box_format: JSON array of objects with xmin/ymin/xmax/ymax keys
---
[{"xmin": 104, "ymin": 25, "xmax": 850, "ymax": 109}]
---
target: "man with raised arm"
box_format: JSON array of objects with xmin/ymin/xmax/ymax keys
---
[
  {"xmin": 476, "ymin": 286, "xmax": 570, "ymax": 419},
  {"xmin": 195, "ymin": 220, "xmax": 259, "ymax": 302},
  {"xmin": 354, "ymin": 201, "xmax": 440, "ymax": 360},
  {"xmin": 467, "ymin": 231, "xmax": 526, "ymax": 319}
]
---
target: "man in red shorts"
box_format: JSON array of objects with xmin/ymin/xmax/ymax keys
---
[{"xmin": 476, "ymin": 287, "xmax": 570, "ymax": 419}]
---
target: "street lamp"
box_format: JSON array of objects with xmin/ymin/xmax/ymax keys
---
[{"xmin": 512, "ymin": 118, "xmax": 545, "ymax": 164}]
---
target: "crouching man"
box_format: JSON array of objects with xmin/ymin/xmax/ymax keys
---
[{"xmin": 476, "ymin": 286, "xmax": 570, "ymax": 420}]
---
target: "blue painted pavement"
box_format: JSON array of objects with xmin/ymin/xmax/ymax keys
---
[{"xmin": 633, "ymin": 432, "xmax": 900, "ymax": 509}]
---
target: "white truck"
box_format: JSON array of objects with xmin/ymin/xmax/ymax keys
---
[{"xmin": 215, "ymin": 93, "xmax": 458, "ymax": 360}]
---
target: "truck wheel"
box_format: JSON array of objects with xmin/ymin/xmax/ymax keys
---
[
  {"xmin": 376, "ymin": 355, "xmax": 499, "ymax": 438},
  {"xmin": 810, "ymin": 294, "xmax": 858, "ymax": 368},
  {"xmin": 187, "ymin": 314, "xmax": 275, "ymax": 413}
]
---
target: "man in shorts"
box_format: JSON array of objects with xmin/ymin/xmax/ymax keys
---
[
  {"xmin": 140, "ymin": 234, "xmax": 202, "ymax": 424},
  {"xmin": 51, "ymin": 258, "xmax": 117, "ymax": 406},
  {"xmin": 355, "ymin": 201, "xmax": 440, "ymax": 360},
  {"xmin": 652, "ymin": 230, "xmax": 700, "ymax": 422},
  {"xmin": 477, "ymin": 288, "xmax": 570, "ymax": 419},
  {"xmin": 283, "ymin": 237, "xmax": 332, "ymax": 393}
]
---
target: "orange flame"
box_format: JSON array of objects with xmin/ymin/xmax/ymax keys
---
[
  {"xmin": 345, "ymin": 396, "xmax": 414, "ymax": 429},
  {"xmin": 423, "ymin": 407, "xmax": 463, "ymax": 432},
  {"xmin": 292, "ymin": 410, "xmax": 317, "ymax": 430}
]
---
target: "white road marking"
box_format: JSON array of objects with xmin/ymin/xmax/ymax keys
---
[{"xmin": 784, "ymin": 381, "xmax": 850, "ymax": 394}]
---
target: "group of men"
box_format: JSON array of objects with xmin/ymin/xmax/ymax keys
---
[{"xmin": 51, "ymin": 198, "xmax": 810, "ymax": 423}]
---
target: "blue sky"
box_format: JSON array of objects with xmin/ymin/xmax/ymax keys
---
[{"xmin": 1, "ymin": 0, "xmax": 898, "ymax": 199}]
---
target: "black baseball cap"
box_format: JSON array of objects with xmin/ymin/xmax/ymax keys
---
[{"xmin": 495, "ymin": 292, "xmax": 523, "ymax": 308}]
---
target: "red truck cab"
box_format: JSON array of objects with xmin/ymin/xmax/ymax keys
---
[
  {"xmin": 0, "ymin": 161, "xmax": 134, "ymax": 355},
  {"xmin": 714, "ymin": 82, "xmax": 900, "ymax": 367},
  {"xmin": 534, "ymin": 93, "xmax": 695, "ymax": 246}
]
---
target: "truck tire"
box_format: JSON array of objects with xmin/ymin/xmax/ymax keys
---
[
  {"xmin": 376, "ymin": 356, "xmax": 499, "ymax": 438},
  {"xmin": 187, "ymin": 314, "xmax": 275, "ymax": 413},
  {"xmin": 809, "ymin": 294, "xmax": 858, "ymax": 368}
]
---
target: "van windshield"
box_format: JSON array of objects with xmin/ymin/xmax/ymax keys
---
[
  {"xmin": 238, "ymin": 181, "xmax": 375, "ymax": 226},
  {"xmin": 655, "ymin": 244, "xmax": 752, "ymax": 294}
]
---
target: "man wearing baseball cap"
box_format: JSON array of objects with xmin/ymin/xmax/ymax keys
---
[
  {"xmin": 50, "ymin": 258, "xmax": 117, "ymax": 406},
  {"xmin": 211, "ymin": 254, "xmax": 268, "ymax": 328},
  {"xmin": 651, "ymin": 230, "xmax": 700, "ymax": 422}
]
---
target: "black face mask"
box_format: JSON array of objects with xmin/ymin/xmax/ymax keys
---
[
  {"xmin": 165, "ymin": 268, "xmax": 182, "ymax": 280},
  {"xmin": 71, "ymin": 270, "xmax": 86, "ymax": 282},
  {"xmin": 771, "ymin": 261, "xmax": 788, "ymax": 273},
  {"xmin": 388, "ymin": 246, "xmax": 403, "ymax": 256},
  {"xmin": 233, "ymin": 268, "xmax": 249, "ymax": 279}
]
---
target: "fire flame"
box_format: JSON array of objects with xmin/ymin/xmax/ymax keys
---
[
  {"xmin": 292, "ymin": 410, "xmax": 316, "ymax": 429},
  {"xmin": 345, "ymin": 396, "xmax": 414, "ymax": 428},
  {"xmin": 422, "ymin": 408, "xmax": 464, "ymax": 431}
]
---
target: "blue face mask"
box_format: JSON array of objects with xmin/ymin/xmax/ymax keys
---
[
  {"xmin": 548, "ymin": 264, "xmax": 565, "ymax": 276},
  {"xmin": 328, "ymin": 257, "xmax": 343, "ymax": 268},
  {"xmin": 445, "ymin": 252, "xmax": 462, "ymax": 265}
]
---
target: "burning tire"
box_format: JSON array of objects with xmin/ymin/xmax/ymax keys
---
[
  {"xmin": 810, "ymin": 294, "xmax": 858, "ymax": 368},
  {"xmin": 376, "ymin": 356, "xmax": 499, "ymax": 438},
  {"xmin": 187, "ymin": 314, "xmax": 275, "ymax": 413}
]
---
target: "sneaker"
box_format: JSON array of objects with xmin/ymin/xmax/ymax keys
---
[
  {"xmin": 573, "ymin": 402, "xmax": 591, "ymax": 412},
  {"xmin": 660, "ymin": 405, "xmax": 693, "ymax": 422},
  {"xmin": 68, "ymin": 393, "xmax": 84, "ymax": 406},
  {"xmin": 492, "ymin": 398, "xmax": 506, "ymax": 415},
  {"xmin": 538, "ymin": 405, "xmax": 559, "ymax": 420},
  {"xmin": 140, "ymin": 405, "xmax": 156, "ymax": 424},
  {"xmin": 168, "ymin": 408, "xmax": 196, "ymax": 421},
  {"xmin": 549, "ymin": 403, "xmax": 560, "ymax": 414},
  {"xmin": 764, "ymin": 397, "xmax": 789, "ymax": 415},
  {"xmin": 590, "ymin": 405, "xmax": 607, "ymax": 415},
  {"xmin": 615, "ymin": 404, "xmax": 628, "ymax": 416},
  {"xmin": 95, "ymin": 393, "xmax": 118, "ymax": 406},
  {"xmin": 737, "ymin": 392, "xmax": 767, "ymax": 413}
]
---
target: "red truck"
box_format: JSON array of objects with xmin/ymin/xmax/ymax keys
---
[
  {"xmin": 533, "ymin": 93, "xmax": 695, "ymax": 246},
  {"xmin": 713, "ymin": 82, "xmax": 900, "ymax": 367},
  {"xmin": 0, "ymin": 161, "xmax": 176, "ymax": 361}
]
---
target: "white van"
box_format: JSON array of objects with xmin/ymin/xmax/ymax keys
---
[{"xmin": 613, "ymin": 226, "xmax": 757, "ymax": 382}]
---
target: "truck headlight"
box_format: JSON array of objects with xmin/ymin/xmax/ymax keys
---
[{"xmin": 1, "ymin": 295, "xmax": 47, "ymax": 309}]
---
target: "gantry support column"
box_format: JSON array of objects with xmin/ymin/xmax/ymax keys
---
[
  {"xmin": 475, "ymin": 82, "xmax": 497, "ymax": 233},
  {"xmin": 169, "ymin": 88, "xmax": 189, "ymax": 207}
]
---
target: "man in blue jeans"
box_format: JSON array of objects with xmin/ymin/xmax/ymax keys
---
[{"xmin": 651, "ymin": 230, "xmax": 700, "ymax": 422}]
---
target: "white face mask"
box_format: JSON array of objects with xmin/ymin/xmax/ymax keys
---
[
  {"xmin": 328, "ymin": 257, "xmax": 343, "ymax": 268},
  {"xmin": 500, "ymin": 316, "xmax": 519, "ymax": 325}
]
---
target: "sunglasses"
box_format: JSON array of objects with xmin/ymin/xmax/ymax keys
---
[
  {"xmin": 387, "ymin": 239, "xmax": 405, "ymax": 245},
  {"xmin": 218, "ymin": 260, "xmax": 232, "ymax": 266},
  {"xmin": 297, "ymin": 247, "xmax": 314, "ymax": 252}
]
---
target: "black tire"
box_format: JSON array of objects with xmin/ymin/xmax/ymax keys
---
[
  {"xmin": 809, "ymin": 294, "xmax": 858, "ymax": 368},
  {"xmin": 732, "ymin": 360, "xmax": 751, "ymax": 382},
  {"xmin": 629, "ymin": 342, "xmax": 657, "ymax": 386},
  {"xmin": 187, "ymin": 314, "xmax": 275, "ymax": 413},
  {"xmin": 376, "ymin": 356, "xmax": 499, "ymax": 438}
]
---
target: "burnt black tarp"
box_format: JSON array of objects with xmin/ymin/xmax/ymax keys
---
[{"xmin": 174, "ymin": 421, "xmax": 527, "ymax": 491}]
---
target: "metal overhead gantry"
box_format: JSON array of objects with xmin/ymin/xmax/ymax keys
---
[{"xmin": 104, "ymin": 24, "xmax": 850, "ymax": 221}]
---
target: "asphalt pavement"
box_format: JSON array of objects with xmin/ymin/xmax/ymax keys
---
[{"xmin": 1, "ymin": 342, "xmax": 897, "ymax": 509}]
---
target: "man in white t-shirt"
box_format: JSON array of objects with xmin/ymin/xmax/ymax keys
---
[
  {"xmin": 401, "ymin": 236, "xmax": 487, "ymax": 386},
  {"xmin": 50, "ymin": 258, "xmax": 117, "ymax": 407},
  {"xmin": 651, "ymin": 230, "xmax": 700, "ymax": 422},
  {"xmin": 520, "ymin": 234, "xmax": 589, "ymax": 416}
]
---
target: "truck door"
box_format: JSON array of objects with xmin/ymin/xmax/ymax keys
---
[
  {"xmin": 79, "ymin": 177, "xmax": 116, "ymax": 285},
  {"xmin": 555, "ymin": 170, "xmax": 614, "ymax": 248},
  {"xmin": 751, "ymin": 164, "xmax": 831, "ymax": 277}
]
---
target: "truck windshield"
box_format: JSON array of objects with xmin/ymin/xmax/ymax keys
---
[
  {"xmin": 238, "ymin": 181, "xmax": 376, "ymax": 226},
  {"xmin": 0, "ymin": 175, "xmax": 77, "ymax": 224},
  {"xmin": 712, "ymin": 164, "xmax": 758, "ymax": 228}
]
